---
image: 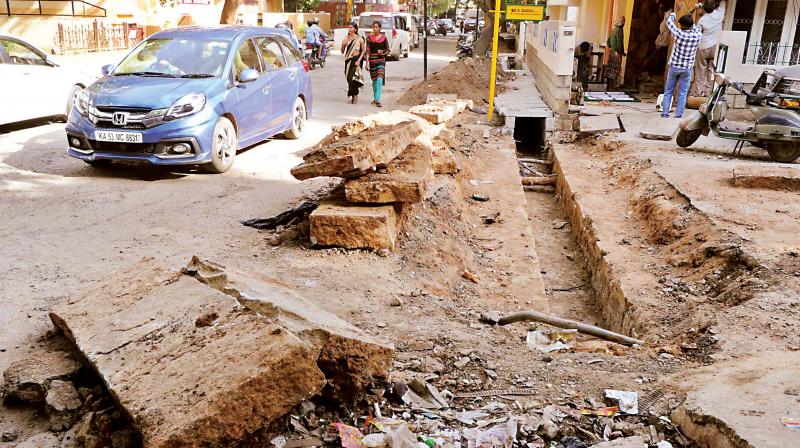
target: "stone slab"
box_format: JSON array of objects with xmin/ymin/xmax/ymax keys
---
[
  {"xmin": 409, "ymin": 104, "xmax": 455, "ymax": 125},
  {"xmin": 291, "ymin": 121, "xmax": 422, "ymax": 180},
  {"xmin": 344, "ymin": 142, "xmax": 434, "ymax": 203},
  {"xmin": 2, "ymin": 351, "xmax": 81, "ymax": 404},
  {"xmin": 431, "ymin": 143, "xmax": 460, "ymax": 175},
  {"xmin": 732, "ymin": 165, "xmax": 800, "ymax": 191},
  {"xmin": 50, "ymin": 258, "xmax": 392, "ymax": 447},
  {"xmin": 672, "ymin": 351, "xmax": 800, "ymax": 448},
  {"xmin": 579, "ymin": 114, "xmax": 621, "ymax": 134},
  {"xmin": 310, "ymin": 201, "xmax": 399, "ymax": 250}
]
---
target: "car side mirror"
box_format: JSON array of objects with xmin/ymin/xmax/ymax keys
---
[
  {"xmin": 101, "ymin": 64, "xmax": 114, "ymax": 76},
  {"xmin": 239, "ymin": 68, "xmax": 259, "ymax": 83}
]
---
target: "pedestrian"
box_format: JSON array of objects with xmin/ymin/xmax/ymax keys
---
[
  {"xmin": 341, "ymin": 23, "xmax": 366, "ymax": 104},
  {"xmin": 574, "ymin": 41, "xmax": 592, "ymax": 91},
  {"xmin": 366, "ymin": 21, "xmax": 389, "ymax": 108},
  {"xmin": 690, "ymin": 0, "xmax": 726, "ymax": 97},
  {"xmin": 605, "ymin": 16, "xmax": 626, "ymax": 91},
  {"xmin": 660, "ymin": 11, "xmax": 702, "ymax": 118}
]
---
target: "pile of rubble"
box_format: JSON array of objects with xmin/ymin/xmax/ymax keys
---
[{"xmin": 289, "ymin": 99, "xmax": 472, "ymax": 251}]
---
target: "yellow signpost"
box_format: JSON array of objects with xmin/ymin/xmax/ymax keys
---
[{"xmin": 487, "ymin": 3, "xmax": 546, "ymax": 122}]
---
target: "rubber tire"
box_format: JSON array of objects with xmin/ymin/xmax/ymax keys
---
[
  {"xmin": 65, "ymin": 85, "xmax": 83, "ymax": 118},
  {"xmin": 675, "ymin": 128, "xmax": 701, "ymax": 148},
  {"xmin": 767, "ymin": 142, "xmax": 800, "ymax": 163},
  {"xmin": 319, "ymin": 58, "xmax": 326, "ymax": 68},
  {"xmin": 403, "ymin": 46, "xmax": 409, "ymax": 58},
  {"xmin": 203, "ymin": 117, "xmax": 237, "ymax": 174},
  {"xmin": 284, "ymin": 97, "xmax": 306, "ymax": 140}
]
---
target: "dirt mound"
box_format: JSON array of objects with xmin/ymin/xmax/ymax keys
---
[{"xmin": 398, "ymin": 57, "xmax": 510, "ymax": 106}]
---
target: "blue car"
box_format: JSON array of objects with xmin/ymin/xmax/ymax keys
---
[{"xmin": 66, "ymin": 26, "xmax": 313, "ymax": 173}]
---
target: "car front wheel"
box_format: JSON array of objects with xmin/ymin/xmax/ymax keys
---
[
  {"xmin": 204, "ymin": 116, "xmax": 237, "ymax": 173},
  {"xmin": 284, "ymin": 97, "xmax": 306, "ymax": 140}
]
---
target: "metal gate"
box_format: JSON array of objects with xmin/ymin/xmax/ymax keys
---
[{"xmin": 54, "ymin": 20, "xmax": 133, "ymax": 54}]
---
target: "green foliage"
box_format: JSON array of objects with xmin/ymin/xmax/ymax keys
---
[{"xmin": 297, "ymin": 0, "xmax": 321, "ymax": 12}]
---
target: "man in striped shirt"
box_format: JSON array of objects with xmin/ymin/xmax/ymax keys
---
[{"xmin": 661, "ymin": 11, "xmax": 702, "ymax": 118}]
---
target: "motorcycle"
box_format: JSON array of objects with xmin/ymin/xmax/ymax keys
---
[
  {"xmin": 677, "ymin": 67, "xmax": 800, "ymax": 163},
  {"xmin": 304, "ymin": 36, "xmax": 330, "ymax": 70},
  {"xmin": 457, "ymin": 34, "xmax": 474, "ymax": 60}
]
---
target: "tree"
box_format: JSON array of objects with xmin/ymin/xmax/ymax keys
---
[
  {"xmin": 474, "ymin": 0, "xmax": 500, "ymax": 55},
  {"xmin": 220, "ymin": 0, "xmax": 243, "ymax": 24}
]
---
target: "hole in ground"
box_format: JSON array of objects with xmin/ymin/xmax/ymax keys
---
[{"xmin": 514, "ymin": 117, "xmax": 546, "ymax": 154}]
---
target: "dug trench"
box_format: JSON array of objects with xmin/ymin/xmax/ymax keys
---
[{"xmin": 3, "ymin": 85, "xmax": 797, "ymax": 447}]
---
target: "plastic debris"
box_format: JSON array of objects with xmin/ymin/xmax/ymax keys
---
[
  {"xmin": 271, "ymin": 435, "xmax": 288, "ymax": 448},
  {"xmin": 463, "ymin": 417, "xmax": 517, "ymax": 448},
  {"xmin": 557, "ymin": 436, "xmax": 587, "ymax": 448},
  {"xmin": 578, "ymin": 406, "xmax": 620, "ymax": 417},
  {"xmin": 656, "ymin": 441, "xmax": 674, "ymax": 448},
  {"xmin": 605, "ymin": 390, "xmax": 639, "ymax": 415},
  {"xmin": 457, "ymin": 410, "xmax": 490, "ymax": 425},
  {"xmin": 526, "ymin": 330, "xmax": 577, "ymax": 353},
  {"xmin": 332, "ymin": 423, "xmax": 365, "ymax": 448},
  {"xmin": 363, "ymin": 433, "xmax": 388, "ymax": 448},
  {"xmin": 781, "ymin": 417, "xmax": 800, "ymax": 429},
  {"xmin": 388, "ymin": 424, "xmax": 418, "ymax": 448}
]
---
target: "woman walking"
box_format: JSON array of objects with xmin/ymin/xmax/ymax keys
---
[
  {"xmin": 366, "ymin": 21, "xmax": 389, "ymax": 107},
  {"xmin": 341, "ymin": 23, "xmax": 366, "ymax": 104}
]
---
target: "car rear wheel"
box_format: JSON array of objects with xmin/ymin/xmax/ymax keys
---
[
  {"xmin": 767, "ymin": 141, "xmax": 800, "ymax": 163},
  {"xmin": 204, "ymin": 117, "xmax": 237, "ymax": 174},
  {"xmin": 284, "ymin": 97, "xmax": 306, "ymax": 140},
  {"xmin": 404, "ymin": 45, "xmax": 409, "ymax": 58},
  {"xmin": 65, "ymin": 85, "xmax": 83, "ymax": 118}
]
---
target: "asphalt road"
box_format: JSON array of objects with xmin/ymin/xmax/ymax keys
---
[{"xmin": 0, "ymin": 36, "xmax": 456, "ymax": 372}]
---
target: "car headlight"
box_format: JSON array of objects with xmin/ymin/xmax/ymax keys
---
[
  {"xmin": 75, "ymin": 90, "xmax": 90, "ymax": 117},
  {"xmin": 164, "ymin": 93, "xmax": 206, "ymax": 121}
]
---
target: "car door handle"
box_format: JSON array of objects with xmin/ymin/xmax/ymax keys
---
[
  {"xmin": 289, "ymin": 71, "xmax": 297, "ymax": 80},
  {"xmin": 262, "ymin": 85, "xmax": 271, "ymax": 95}
]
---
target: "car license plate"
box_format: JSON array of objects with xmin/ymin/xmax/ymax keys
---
[{"xmin": 94, "ymin": 131, "xmax": 143, "ymax": 143}]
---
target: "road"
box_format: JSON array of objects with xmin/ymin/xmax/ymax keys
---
[{"xmin": 0, "ymin": 37, "xmax": 456, "ymax": 373}]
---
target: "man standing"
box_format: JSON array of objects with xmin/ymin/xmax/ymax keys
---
[
  {"xmin": 690, "ymin": 0, "xmax": 726, "ymax": 97},
  {"xmin": 606, "ymin": 16, "xmax": 626, "ymax": 91},
  {"xmin": 661, "ymin": 12, "xmax": 702, "ymax": 118}
]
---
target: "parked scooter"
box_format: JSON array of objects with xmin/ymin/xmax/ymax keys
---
[
  {"xmin": 677, "ymin": 67, "xmax": 800, "ymax": 163},
  {"xmin": 457, "ymin": 34, "xmax": 474, "ymax": 60}
]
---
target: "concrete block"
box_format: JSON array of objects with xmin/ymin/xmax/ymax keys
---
[
  {"xmin": 579, "ymin": 114, "xmax": 620, "ymax": 134},
  {"xmin": 732, "ymin": 165, "xmax": 800, "ymax": 190},
  {"xmin": 50, "ymin": 258, "xmax": 392, "ymax": 447},
  {"xmin": 310, "ymin": 201, "xmax": 398, "ymax": 250},
  {"xmin": 426, "ymin": 93, "xmax": 457, "ymax": 102},
  {"xmin": 345, "ymin": 143, "xmax": 434, "ymax": 203},
  {"xmin": 291, "ymin": 121, "xmax": 422, "ymax": 180},
  {"xmin": 431, "ymin": 142, "xmax": 460, "ymax": 175},
  {"xmin": 409, "ymin": 104, "xmax": 455, "ymax": 124},
  {"xmin": 2, "ymin": 351, "xmax": 81, "ymax": 404}
]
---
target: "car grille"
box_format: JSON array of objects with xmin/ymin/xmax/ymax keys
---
[
  {"xmin": 94, "ymin": 120, "xmax": 147, "ymax": 130},
  {"xmin": 88, "ymin": 140, "xmax": 157, "ymax": 154},
  {"xmin": 95, "ymin": 106, "xmax": 152, "ymax": 114}
]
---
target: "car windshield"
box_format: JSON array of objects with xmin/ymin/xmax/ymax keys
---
[
  {"xmin": 114, "ymin": 38, "xmax": 230, "ymax": 78},
  {"xmin": 359, "ymin": 16, "xmax": 392, "ymax": 30}
]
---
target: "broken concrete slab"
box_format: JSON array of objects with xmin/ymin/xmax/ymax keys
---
[
  {"xmin": 409, "ymin": 103, "xmax": 455, "ymax": 124},
  {"xmin": 2, "ymin": 351, "xmax": 81, "ymax": 404},
  {"xmin": 432, "ymin": 144, "xmax": 460, "ymax": 175},
  {"xmin": 344, "ymin": 143, "xmax": 434, "ymax": 203},
  {"xmin": 291, "ymin": 121, "xmax": 423, "ymax": 180},
  {"xmin": 671, "ymin": 351, "xmax": 800, "ymax": 448},
  {"xmin": 309, "ymin": 201, "xmax": 399, "ymax": 250},
  {"xmin": 50, "ymin": 258, "xmax": 392, "ymax": 448},
  {"xmin": 45, "ymin": 380, "xmax": 82, "ymax": 431},
  {"xmin": 732, "ymin": 165, "xmax": 800, "ymax": 191},
  {"xmin": 580, "ymin": 114, "xmax": 621, "ymax": 134}
]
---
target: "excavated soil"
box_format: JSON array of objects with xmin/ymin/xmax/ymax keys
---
[{"xmin": 398, "ymin": 57, "xmax": 511, "ymax": 106}]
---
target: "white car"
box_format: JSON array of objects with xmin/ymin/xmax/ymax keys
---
[
  {"xmin": 394, "ymin": 12, "xmax": 421, "ymax": 49},
  {"xmin": 0, "ymin": 34, "xmax": 93, "ymax": 127},
  {"xmin": 357, "ymin": 13, "xmax": 410, "ymax": 61}
]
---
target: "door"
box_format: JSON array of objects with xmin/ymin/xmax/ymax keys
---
[
  {"xmin": 255, "ymin": 36, "xmax": 293, "ymax": 129},
  {"xmin": 0, "ymin": 38, "xmax": 61, "ymax": 124},
  {"xmin": 276, "ymin": 35, "xmax": 302, "ymax": 103},
  {"xmin": 232, "ymin": 38, "xmax": 271, "ymax": 142}
]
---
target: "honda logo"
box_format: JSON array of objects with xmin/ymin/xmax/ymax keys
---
[{"xmin": 112, "ymin": 112, "xmax": 128, "ymax": 126}]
